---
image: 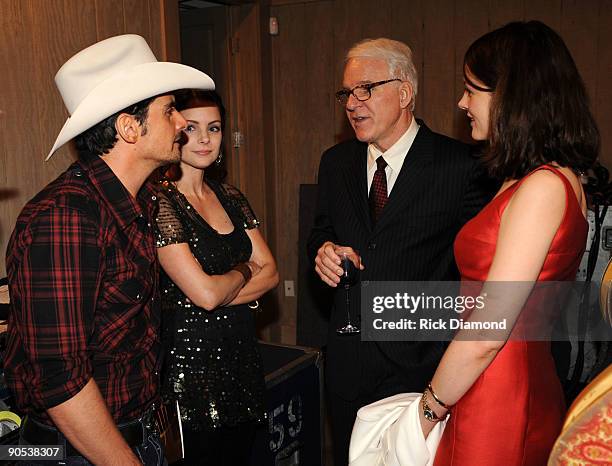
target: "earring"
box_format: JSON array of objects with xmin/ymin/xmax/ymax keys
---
[{"xmin": 215, "ymin": 151, "xmax": 223, "ymax": 166}]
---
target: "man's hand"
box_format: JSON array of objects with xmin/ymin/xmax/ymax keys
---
[{"xmin": 314, "ymin": 241, "xmax": 364, "ymax": 287}]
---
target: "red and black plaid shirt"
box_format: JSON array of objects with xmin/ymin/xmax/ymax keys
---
[{"xmin": 4, "ymin": 155, "xmax": 162, "ymax": 425}]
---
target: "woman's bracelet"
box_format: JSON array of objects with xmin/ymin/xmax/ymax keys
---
[
  {"xmin": 421, "ymin": 390, "xmax": 448, "ymax": 423},
  {"xmin": 427, "ymin": 382, "xmax": 451, "ymax": 409},
  {"xmin": 232, "ymin": 263, "xmax": 252, "ymax": 283}
]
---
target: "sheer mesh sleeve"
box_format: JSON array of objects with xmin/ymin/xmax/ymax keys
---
[
  {"xmin": 155, "ymin": 189, "xmax": 188, "ymax": 247},
  {"xmin": 222, "ymin": 183, "xmax": 260, "ymax": 230}
]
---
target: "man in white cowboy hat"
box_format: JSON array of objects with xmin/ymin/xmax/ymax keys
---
[{"xmin": 4, "ymin": 34, "xmax": 214, "ymax": 465}]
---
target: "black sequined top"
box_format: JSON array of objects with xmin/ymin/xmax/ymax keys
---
[{"xmin": 155, "ymin": 179, "xmax": 266, "ymax": 431}]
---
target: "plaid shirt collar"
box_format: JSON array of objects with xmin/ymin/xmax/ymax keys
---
[{"xmin": 78, "ymin": 154, "xmax": 158, "ymax": 230}]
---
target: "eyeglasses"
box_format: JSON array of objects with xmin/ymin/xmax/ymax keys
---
[{"xmin": 335, "ymin": 79, "xmax": 402, "ymax": 105}]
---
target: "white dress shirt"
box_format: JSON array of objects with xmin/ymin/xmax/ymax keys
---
[{"xmin": 367, "ymin": 118, "xmax": 420, "ymax": 196}]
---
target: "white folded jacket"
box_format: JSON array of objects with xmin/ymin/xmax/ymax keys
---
[{"xmin": 349, "ymin": 393, "xmax": 447, "ymax": 466}]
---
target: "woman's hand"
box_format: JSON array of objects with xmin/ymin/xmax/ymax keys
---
[
  {"xmin": 229, "ymin": 229, "xmax": 279, "ymax": 305},
  {"xmin": 246, "ymin": 261, "xmax": 262, "ymax": 278},
  {"xmin": 418, "ymin": 390, "xmax": 449, "ymax": 439},
  {"xmin": 419, "ymin": 408, "xmax": 435, "ymax": 438}
]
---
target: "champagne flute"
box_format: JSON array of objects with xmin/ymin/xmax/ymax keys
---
[{"xmin": 336, "ymin": 251, "xmax": 361, "ymax": 335}]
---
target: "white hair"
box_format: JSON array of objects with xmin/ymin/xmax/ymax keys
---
[{"xmin": 346, "ymin": 38, "xmax": 418, "ymax": 111}]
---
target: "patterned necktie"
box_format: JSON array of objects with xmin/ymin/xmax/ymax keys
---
[{"xmin": 369, "ymin": 156, "xmax": 388, "ymax": 226}]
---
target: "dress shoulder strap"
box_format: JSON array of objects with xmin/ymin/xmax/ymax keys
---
[
  {"xmin": 495, "ymin": 164, "xmax": 583, "ymax": 219},
  {"xmin": 518, "ymin": 164, "xmax": 576, "ymax": 199},
  {"xmin": 510, "ymin": 164, "xmax": 584, "ymax": 220}
]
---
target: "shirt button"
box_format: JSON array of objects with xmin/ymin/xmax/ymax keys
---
[
  {"xmin": 136, "ymin": 293, "xmax": 142, "ymax": 300},
  {"xmin": 368, "ymin": 242, "xmax": 376, "ymax": 250}
]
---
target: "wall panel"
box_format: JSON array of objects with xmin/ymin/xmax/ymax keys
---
[
  {"xmin": 489, "ymin": 0, "xmax": 525, "ymax": 28},
  {"xmin": 528, "ymin": 0, "xmax": 562, "ymax": 29},
  {"xmin": 266, "ymin": 0, "xmax": 335, "ymax": 341},
  {"xmin": 331, "ymin": 0, "xmax": 363, "ymax": 142},
  {"xmin": 229, "ymin": 5, "xmax": 267, "ymax": 227},
  {"xmin": 388, "ymin": 0, "xmax": 425, "ymax": 118},
  {"xmin": 31, "ymin": 0, "xmax": 98, "ymax": 176},
  {"xmin": 95, "ymin": 0, "xmax": 125, "ymax": 40},
  {"xmin": 0, "ymin": 0, "xmax": 173, "ymax": 276},
  {"xmin": 453, "ymin": 0, "xmax": 489, "ymax": 141},
  {"xmin": 594, "ymin": 0, "xmax": 612, "ymax": 168},
  {"xmin": 422, "ymin": 0, "xmax": 455, "ymax": 136},
  {"xmin": 1, "ymin": 0, "xmax": 38, "ymax": 267},
  {"xmin": 561, "ymin": 0, "xmax": 601, "ymax": 119},
  {"xmin": 124, "ymin": 0, "xmax": 152, "ymax": 40}
]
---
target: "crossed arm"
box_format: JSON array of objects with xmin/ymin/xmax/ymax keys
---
[{"xmin": 157, "ymin": 227, "xmax": 278, "ymax": 311}]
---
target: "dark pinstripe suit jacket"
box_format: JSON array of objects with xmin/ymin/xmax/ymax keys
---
[{"xmin": 307, "ymin": 121, "xmax": 492, "ymax": 400}]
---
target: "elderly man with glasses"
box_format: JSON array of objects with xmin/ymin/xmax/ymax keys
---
[{"xmin": 307, "ymin": 37, "xmax": 493, "ymax": 465}]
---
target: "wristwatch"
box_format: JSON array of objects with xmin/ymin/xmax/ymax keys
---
[{"xmin": 421, "ymin": 391, "xmax": 447, "ymax": 422}]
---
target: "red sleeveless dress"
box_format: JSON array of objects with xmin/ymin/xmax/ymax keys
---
[{"xmin": 433, "ymin": 166, "xmax": 587, "ymax": 466}]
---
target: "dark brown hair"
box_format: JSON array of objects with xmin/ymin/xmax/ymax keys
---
[
  {"xmin": 165, "ymin": 89, "xmax": 227, "ymax": 181},
  {"xmin": 175, "ymin": 89, "xmax": 226, "ymax": 131},
  {"xmin": 74, "ymin": 96, "xmax": 154, "ymax": 160},
  {"xmin": 464, "ymin": 21, "xmax": 599, "ymax": 179}
]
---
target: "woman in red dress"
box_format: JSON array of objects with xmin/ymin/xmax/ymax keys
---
[{"xmin": 421, "ymin": 21, "xmax": 600, "ymax": 465}]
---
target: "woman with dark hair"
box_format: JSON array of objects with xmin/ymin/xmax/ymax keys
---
[
  {"xmin": 417, "ymin": 21, "xmax": 599, "ymax": 465},
  {"xmin": 154, "ymin": 89, "xmax": 278, "ymax": 465}
]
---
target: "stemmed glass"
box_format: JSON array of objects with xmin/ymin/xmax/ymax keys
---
[{"xmin": 336, "ymin": 251, "xmax": 361, "ymax": 335}]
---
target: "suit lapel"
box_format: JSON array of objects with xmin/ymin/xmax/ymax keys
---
[
  {"xmin": 373, "ymin": 123, "xmax": 434, "ymax": 234},
  {"xmin": 343, "ymin": 142, "xmax": 371, "ymax": 232}
]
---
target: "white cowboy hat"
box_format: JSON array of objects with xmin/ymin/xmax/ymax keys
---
[{"xmin": 46, "ymin": 34, "xmax": 215, "ymax": 160}]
